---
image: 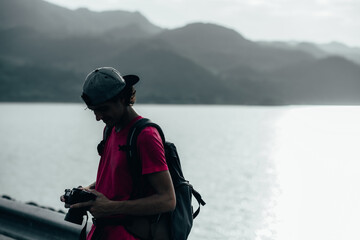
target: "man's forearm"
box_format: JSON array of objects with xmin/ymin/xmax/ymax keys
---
[
  {"xmin": 109, "ymin": 192, "xmax": 175, "ymax": 216},
  {"xmin": 85, "ymin": 171, "xmax": 176, "ymax": 218},
  {"xmin": 87, "ymin": 191, "xmax": 175, "ymax": 219},
  {"xmin": 85, "ymin": 182, "xmax": 96, "ymax": 190}
]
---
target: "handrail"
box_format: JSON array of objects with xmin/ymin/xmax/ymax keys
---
[{"xmin": 0, "ymin": 196, "xmax": 89, "ymax": 240}]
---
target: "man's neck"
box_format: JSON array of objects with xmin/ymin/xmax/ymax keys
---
[{"xmin": 115, "ymin": 106, "xmax": 139, "ymax": 131}]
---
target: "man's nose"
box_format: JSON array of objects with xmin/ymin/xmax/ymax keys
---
[{"xmin": 94, "ymin": 112, "xmax": 102, "ymax": 121}]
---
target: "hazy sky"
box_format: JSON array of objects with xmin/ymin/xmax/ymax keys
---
[{"xmin": 44, "ymin": 0, "xmax": 360, "ymax": 47}]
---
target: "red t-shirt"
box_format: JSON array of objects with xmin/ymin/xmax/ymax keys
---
[{"xmin": 87, "ymin": 116, "xmax": 168, "ymax": 240}]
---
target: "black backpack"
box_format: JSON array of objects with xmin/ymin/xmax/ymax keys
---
[{"xmin": 126, "ymin": 118, "xmax": 206, "ymax": 240}]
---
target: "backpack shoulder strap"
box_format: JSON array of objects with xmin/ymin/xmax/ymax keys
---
[
  {"xmin": 191, "ymin": 186, "xmax": 206, "ymax": 219},
  {"xmin": 97, "ymin": 125, "xmax": 113, "ymax": 155},
  {"xmin": 127, "ymin": 118, "xmax": 165, "ymax": 160},
  {"xmin": 126, "ymin": 118, "xmax": 165, "ymax": 198}
]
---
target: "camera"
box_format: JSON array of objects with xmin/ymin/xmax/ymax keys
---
[{"xmin": 63, "ymin": 188, "xmax": 97, "ymax": 225}]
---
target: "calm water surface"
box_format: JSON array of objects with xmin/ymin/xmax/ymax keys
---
[{"xmin": 1, "ymin": 103, "xmax": 360, "ymax": 240}]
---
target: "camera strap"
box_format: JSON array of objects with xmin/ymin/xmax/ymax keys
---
[{"xmin": 79, "ymin": 214, "xmax": 89, "ymax": 240}]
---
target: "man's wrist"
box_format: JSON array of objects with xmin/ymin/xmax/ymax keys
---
[
  {"xmin": 107, "ymin": 200, "xmax": 125, "ymax": 216},
  {"xmin": 88, "ymin": 182, "xmax": 96, "ymax": 189}
]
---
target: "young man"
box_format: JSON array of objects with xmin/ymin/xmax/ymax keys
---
[{"xmin": 62, "ymin": 67, "xmax": 176, "ymax": 239}]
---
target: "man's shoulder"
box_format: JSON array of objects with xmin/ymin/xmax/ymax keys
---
[{"xmin": 137, "ymin": 125, "xmax": 161, "ymax": 141}]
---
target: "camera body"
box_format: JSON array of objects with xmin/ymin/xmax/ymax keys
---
[{"xmin": 64, "ymin": 188, "xmax": 97, "ymax": 225}]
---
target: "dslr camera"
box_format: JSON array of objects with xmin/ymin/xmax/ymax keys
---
[{"xmin": 63, "ymin": 187, "xmax": 97, "ymax": 225}]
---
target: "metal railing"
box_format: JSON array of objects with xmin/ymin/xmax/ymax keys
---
[{"xmin": 0, "ymin": 196, "xmax": 89, "ymax": 240}]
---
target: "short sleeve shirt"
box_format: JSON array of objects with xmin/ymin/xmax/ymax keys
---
[{"xmin": 87, "ymin": 116, "xmax": 168, "ymax": 240}]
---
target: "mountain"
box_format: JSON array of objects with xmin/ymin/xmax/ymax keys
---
[
  {"xmin": 1, "ymin": 0, "xmax": 360, "ymax": 105},
  {"xmin": 111, "ymin": 41, "xmax": 227, "ymax": 104},
  {"xmin": 266, "ymin": 56, "xmax": 360, "ymax": 104},
  {"xmin": 0, "ymin": 0, "xmax": 162, "ymax": 37},
  {"xmin": 0, "ymin": 58, "xmax": 84, "ymax": 102},
  {"xmin": 317, "ymin": 42, "xmax": 360, "ymax": 65},
  {"xmin": 157, "ymin": 23, "xmax": 315, "ymax": 73},
  {"xmin": 259, "ymin": 41, "xmax": 360, "ymax": 65}
]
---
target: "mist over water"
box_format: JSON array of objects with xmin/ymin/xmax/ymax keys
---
[{"xmin": 1, "ymin": 103, "xmax": 360, "ymax": 240}]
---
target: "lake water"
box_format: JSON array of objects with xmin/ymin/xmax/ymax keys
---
[{"xmin": 1, "ymin": 103, "xmax": 360, "ymax": 240}]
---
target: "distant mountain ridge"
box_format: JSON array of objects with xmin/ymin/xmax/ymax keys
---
[
  {"xmin": 0, "ymin": 0, "xmax": 162, "ymax": 36},
  {"xmin": 1, "ymin": 0, "xmax": 360, "ymax": 105},
  {"xmin": 258, "ymin": 41, "xmax": 360, "ymax": 65}
]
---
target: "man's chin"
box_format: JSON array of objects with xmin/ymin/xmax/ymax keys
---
[{"xmin": 103, "ymin": 120, "xmax": 113, "ymax": 126}]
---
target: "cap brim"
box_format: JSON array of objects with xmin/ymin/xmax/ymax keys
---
[{"xmin": 123, "ymin": 75, "xmax": 139, "ymax": 86}]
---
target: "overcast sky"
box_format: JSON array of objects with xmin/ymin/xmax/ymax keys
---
[{"xmin": 44, "ymin": 0, "xmax": 360, "ymax": 47}]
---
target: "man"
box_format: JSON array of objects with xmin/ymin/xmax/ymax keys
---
[{"xmin": 62, "ymin": 67, "xmax": 176, "ymax": 239}]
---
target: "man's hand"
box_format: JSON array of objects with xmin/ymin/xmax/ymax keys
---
[
  {"xmin": 82, "ymin": 182, "xmax": 96, "ymax": 190},
  {"xmin": 60, "ymin": 195, "xmax": 70, "ymax": 208},
  {"xmin": 60, "ymin": 182, "xmax": 96, "ymax": 208},
  {"xmin": 70, "ymin": 189, "xmax": 114, "ymax": 219}
]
